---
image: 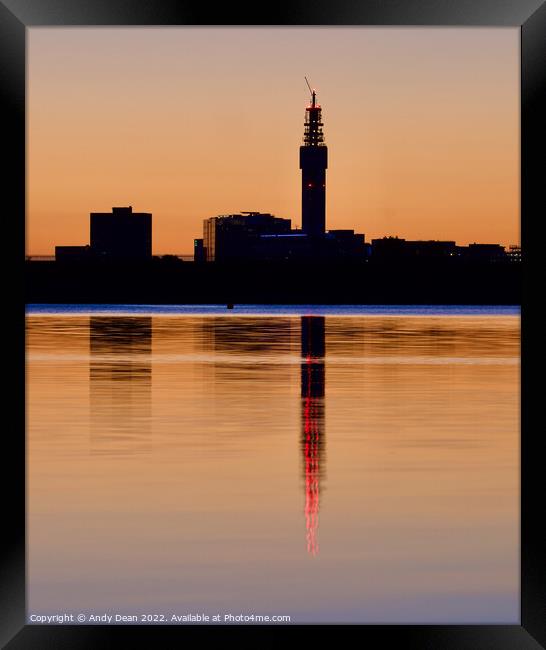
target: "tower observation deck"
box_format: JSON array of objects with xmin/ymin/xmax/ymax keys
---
[{"xmin": 300, "ymin": 85, "xmax": 328, "ymax": 236}]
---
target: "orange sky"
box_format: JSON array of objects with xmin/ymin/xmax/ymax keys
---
[{"xmin": 27, "ymin": 27, "xmax": 520, "ymax": 255}]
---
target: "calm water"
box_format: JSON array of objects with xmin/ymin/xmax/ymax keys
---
[{"xmin": 26, "ymin": 306, "xmax": 520, "ymax": 624}]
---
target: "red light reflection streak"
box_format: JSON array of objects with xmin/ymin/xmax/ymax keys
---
[{"xmin": 303, "ymin": 356, "xmax": 320, "ymax": 556}]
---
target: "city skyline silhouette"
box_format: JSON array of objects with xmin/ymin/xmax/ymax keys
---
[{"xmin": 27, "ymin": 27, "xmax": 519, "ymax": 256}]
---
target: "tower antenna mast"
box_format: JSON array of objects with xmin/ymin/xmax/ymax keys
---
[{"xmin": 304, "ymin": 76, "xmax": 316, "ymax": 107}]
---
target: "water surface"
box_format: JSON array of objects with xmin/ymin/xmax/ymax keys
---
[{"xmin": 27, "ymin": 308, "xmax": 519, "ymax": 623}]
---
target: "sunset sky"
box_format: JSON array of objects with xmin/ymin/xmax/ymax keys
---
[{"xmin": 27, "ymin": 27, "xmax": 520, "ymax": 255}]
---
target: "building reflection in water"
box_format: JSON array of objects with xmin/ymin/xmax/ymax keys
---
[
  {"xmin": 300, "ymin": 316, "xmax": 326, "ymax": 556},
  {"xmin": 89, "ymin": 317, "xmax": 152, "ymax": 455}
]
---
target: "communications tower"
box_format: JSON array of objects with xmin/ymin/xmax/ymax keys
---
[{"xmin": 300, "ymin": 80, "xmax": 327, "ymax": 236}]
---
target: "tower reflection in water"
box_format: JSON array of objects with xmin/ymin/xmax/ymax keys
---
[
  {"xmin": 301, "ymin": 316, "xmax": 326, "ymax": 556},
  {"xmin": 89, "ymin": 317, "xmax": 152, "ymax": 455}
]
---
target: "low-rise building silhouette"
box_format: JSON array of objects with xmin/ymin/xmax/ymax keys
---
[
  {"xmin": 55, "ymin": 245, "xmax": 92, "ymax": 262},
  {"xmin": 461, "ymin": 243, "xmax": 507, "ymax": 262},
  {"xmin": 371, "ymin": 236, "xmax": 509, "ymax": 263},
  {"xmin": 371, "ymin": 237, "xmax": 457, "ymax": 260}
]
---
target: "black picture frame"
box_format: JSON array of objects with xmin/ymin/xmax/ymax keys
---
[{"xmin": 5, "ymin": 0, "xmax": 544, "ymax": 646}]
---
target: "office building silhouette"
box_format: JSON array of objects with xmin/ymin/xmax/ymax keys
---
[
  {"xmin": 202, "ymin": 212, "xmax": 292, "ymax": 262},
  {"xmin": 91, "ymin": 206, "xmax": 151, "ymax": 260},
  {"xmin": 55, "ymin": 206, "xmax": 152, "ymax": 262}
]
